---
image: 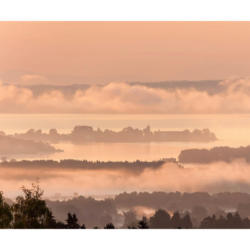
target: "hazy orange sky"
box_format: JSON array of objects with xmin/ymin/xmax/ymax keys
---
[{"xmin": 1, "ymin": 22, "xmax": 250, "ymax": 85}]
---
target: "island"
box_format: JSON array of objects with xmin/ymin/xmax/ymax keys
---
[{"xmin": 12, "ymin": 125, "xmax": 217, "ymax": 144}]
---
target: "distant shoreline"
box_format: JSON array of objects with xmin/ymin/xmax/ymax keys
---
[{"xmin": 12, "ymin": 125, "xmax": 217, "ymax": 144}]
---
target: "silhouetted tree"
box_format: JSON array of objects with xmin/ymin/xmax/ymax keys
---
[
  {"xmin": 149, "ymin": 209, "xmax": 171, "ymax": 228},
  {"xmin": 181, "ymin": 213, "xmax": 193, "ymax": 229},
  {"xmin": 200, "ymin": 215, "xmax": 216, "ymax": 228},
  {"xmin": 12, "ymin": 184, "xmax": 57, "ymax": 229},
  {"xmin": 138, "ymin": 216, "xmax": 149, "ymax": 229},
  {"xmin": 104, "ymin": 223, "xmax": 115, "ymax": 229},
  {"xmin": 171, "ymin": 211, "xmax": 182, "ymax": 228},
  {"xmin": 66, "ymin": 213, "xmax": 80, "ymax": 229},
  {"xmin": 199, "ymin": 212, "xmax": 250, "ymax": 229},
  {"xmin": 226, "ymin": 212, "xmax": 242, "ymax": 228},
  {"xmin": 0, "ymin": 192, "xmax": 12, "ymax": 228}
]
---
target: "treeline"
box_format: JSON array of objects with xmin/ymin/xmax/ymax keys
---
[
  {"xmin": 200, "ymin": 213, "xmax": 250, "ymax": 229},
  {"xmin": 0, "ymin": 159, "xmax": 175, "ymax": 171},
  {"xmin": 13, "ymin": 125, "xmax": 217, "ymax": 144},
  {"xmin": 127, "ymin": 210, "xmax": 193, "ymax": 229},
  {"xmin": 125, "ymin": 210, "xmax": 250, "ymax": 229},
  {"xmin": 47, "ymin": 191, "xmax": 250, "ymax": 228},
  {"xmin": 113, "ymin": 191, "xmax": 250, "ymax": 212},
  {"xmin": 179, "ymin": 145, "xmax": 250, "ymax": 164},
  {"xmin": 1, "ymin": 185, "xmax": 250, "ymax": 229}
]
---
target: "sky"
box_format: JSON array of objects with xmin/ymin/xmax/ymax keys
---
[
  {"xmin": 1, "ymin": 22, "xmax": 250, "ymax": 114},
  {"xmin": 1, "ymin": 22, "xmax": 250, "ymax": 85}
]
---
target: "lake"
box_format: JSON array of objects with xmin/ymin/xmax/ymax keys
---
[{"xmin": 0, "ymin": 113, "xmax": 249, "ymax": 161}]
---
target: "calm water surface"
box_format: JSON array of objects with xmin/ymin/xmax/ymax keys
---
[{"xmin": 0, "ymin": 113, "xmax": 249, "ymax": 161}]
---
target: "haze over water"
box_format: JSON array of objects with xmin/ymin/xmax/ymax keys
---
[
  {"xmin": 2, "ymin": 22, "xmax": 250, "ymax": 199},
  {"xmin": 0, "ymin": 113, "xmax": 249, "ymax": 161}
]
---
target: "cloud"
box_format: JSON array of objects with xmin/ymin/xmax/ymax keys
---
[{"xmin": 1, "ymin": 77, "xmax": 250, "ymax": 113}]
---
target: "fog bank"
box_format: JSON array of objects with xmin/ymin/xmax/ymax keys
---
[
  {"xmin": 2, "ymin": 78, "xmax": 250, "ymax": 113},
  {"xmin": 1, "ymin": 160, "xmax": 250, "ymax": 197}
]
